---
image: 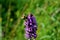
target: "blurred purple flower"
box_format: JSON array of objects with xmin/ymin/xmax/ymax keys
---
[{"xmin": 24, "ymin": 14, "xmax": 37, "ymax": 39}]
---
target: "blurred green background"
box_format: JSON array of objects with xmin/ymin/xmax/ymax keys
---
[{"xmin": 0, "ymin": 0, "xmax": 60, "ymax": 40}]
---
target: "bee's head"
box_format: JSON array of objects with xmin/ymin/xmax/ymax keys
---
[{"xmin": 21, "ymin": 14, "xmax": 27, "ymax": 20}]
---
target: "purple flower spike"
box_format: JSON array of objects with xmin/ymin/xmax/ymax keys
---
[{"xmin": 24, "ymin": 13, "xmax": 37, "ymax": 39}]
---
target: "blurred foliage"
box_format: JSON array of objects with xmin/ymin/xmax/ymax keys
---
[{"xmin": 0, "ymin": 0, "xmax": 60, "ymax": 40}]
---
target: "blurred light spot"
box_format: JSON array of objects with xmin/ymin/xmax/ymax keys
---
[
  {"xmin": 10, "ymin": 18, "xmax": 13, "ymax": 22},
  {"xmin": 0, "ymin": 18, "xmax": 2, "ymax": 22}
]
